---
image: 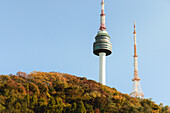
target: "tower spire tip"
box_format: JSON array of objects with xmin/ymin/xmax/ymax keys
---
[{"xmin": 133, "ymin": 21, "xmax": 136, "ymax": 34}]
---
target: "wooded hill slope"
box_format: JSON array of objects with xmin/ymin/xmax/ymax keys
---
[{"xmin": 0, "ymin": 71, "xmax": 169, "ymax": 113}]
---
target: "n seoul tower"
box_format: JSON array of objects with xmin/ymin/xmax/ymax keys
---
[
  {"xmin": 93, "ymin": 0, "xmax": 112, "ymax": 85},
  {"xmin": 130, "ymin": 22, "xmax": 144, "ymax": 98}
]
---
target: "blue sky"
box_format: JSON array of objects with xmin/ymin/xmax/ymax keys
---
[{"xmin": 0, "ymin": 0, "xmax": 170, "ymax": 106}]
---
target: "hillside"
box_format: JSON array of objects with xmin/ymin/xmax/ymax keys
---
[{"xmin": 0, "ymin": 71, "xmax": 169, "ymax": 113}]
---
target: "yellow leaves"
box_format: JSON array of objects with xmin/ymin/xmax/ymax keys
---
[
  {"xmin": 0, "ymin": 103, "xmax": 6, "ymax": 112},
  {"xmin": 112, "ymin": 95, "xmax": 127, "ymax": 106},
  {"xmin": 17, "ymin": 83, "xmax": 26, "ymax": 95},
  {"xmin": 39, "ymin": 97, "xmax": 48, "ymax": 107},
  {"xmin": 83, "ymin": 93, "xmax": 91, "ymax": 99},
  {"xmin": 0, "ymin": 95, "xmax": 6, "ymax": 105},
  {"xmin": 89, "ymin": 91, "xmax": 101, "ymax": 98},
  {"xmin": 29, "ymin": 82, "xmax": 40, "ymax": 95},
  {"xmin": 46, "ymin": 92, "xmax": 51, "ymax": 98},
  {"xmin": 0, "ymin": 75, "xmax": 11, "ymax": 83}
]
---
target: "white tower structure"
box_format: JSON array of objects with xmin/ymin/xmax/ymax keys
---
[
  {"xmin": 130, "ymin": 22, "xmax": 144, "ymax": 98},
  {"xmin": 93, "ymin": 0, "xmax": 112, "ymax": 85}
]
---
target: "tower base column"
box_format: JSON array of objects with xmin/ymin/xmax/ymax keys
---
[{"xmin": 99, "ymin": 52, "xmax": 106, "ymax": 85}]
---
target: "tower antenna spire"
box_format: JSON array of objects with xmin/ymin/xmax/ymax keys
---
[
  {"xmin": 100, "ymin": 0, "xmax": 106, "ymax": 30},
  {"xmin": 130, "ymin": 21, "xmax": 144, "ymax": 98}
]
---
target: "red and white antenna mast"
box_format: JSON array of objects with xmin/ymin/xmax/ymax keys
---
[
  {"xmin": 100, "ymin": 0, "xmax": 106, "ymax": 30},
  {"xmin": 130, "ymin": 21, "xmax": 144, "ymax": 98}
]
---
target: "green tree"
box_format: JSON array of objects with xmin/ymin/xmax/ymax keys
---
[
  {"xmin": 143, "ymin": 103, "xmax": 152, "ymax": 113},
  {"xmin": 30, "ymin": 95, "xmax": 38, "ymax": 111},
  {"xmin": 85, "ymin": 103, "xmax": 94, "ymax": 113},
  {"xmin": 38, "ymin": 97, "xmax": 48, "ymax": 112},
  {"xmin": 94, "ymin": 97, "xmax": 107, "ymax": 109},
  {"xmin": 0, "ymin": 104, "xmax": 6, "ymax": 112},
  {"xmin": 48, "ymin": 97, "xmax": 56, "ymax": 112},
  {"xmin": 55, "ymin": 97, "xmax": 64, "ymax": 113},
  {"xmin": 71, "ymin": 103, "xmax": 77, "ymax": 113},
  {"xmin": 77, "ymin": 101, "xmax": 86, "ymax": 113}
]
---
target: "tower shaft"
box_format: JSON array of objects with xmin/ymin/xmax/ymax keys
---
[
  {"xmin": 130, "ymin": 22, "xmax": 144, "ymax": 98},
  {"xmin": 99, "ymin": 52, "xmax": 106, "ymax": 85}
]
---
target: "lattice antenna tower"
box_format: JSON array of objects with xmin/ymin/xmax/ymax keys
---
[{"xmin": 130, "ymin": 21, "xmax": 144, "ymax": 98}]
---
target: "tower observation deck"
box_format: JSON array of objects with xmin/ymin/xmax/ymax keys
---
[{"xmin": 93, "ymin": 0, "xmax": 112, "ymax": 85}]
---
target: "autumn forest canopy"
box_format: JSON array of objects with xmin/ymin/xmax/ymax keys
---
[{"xmin": 0, "ymin": 71, "xmax": 169, "ymax": 113}]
